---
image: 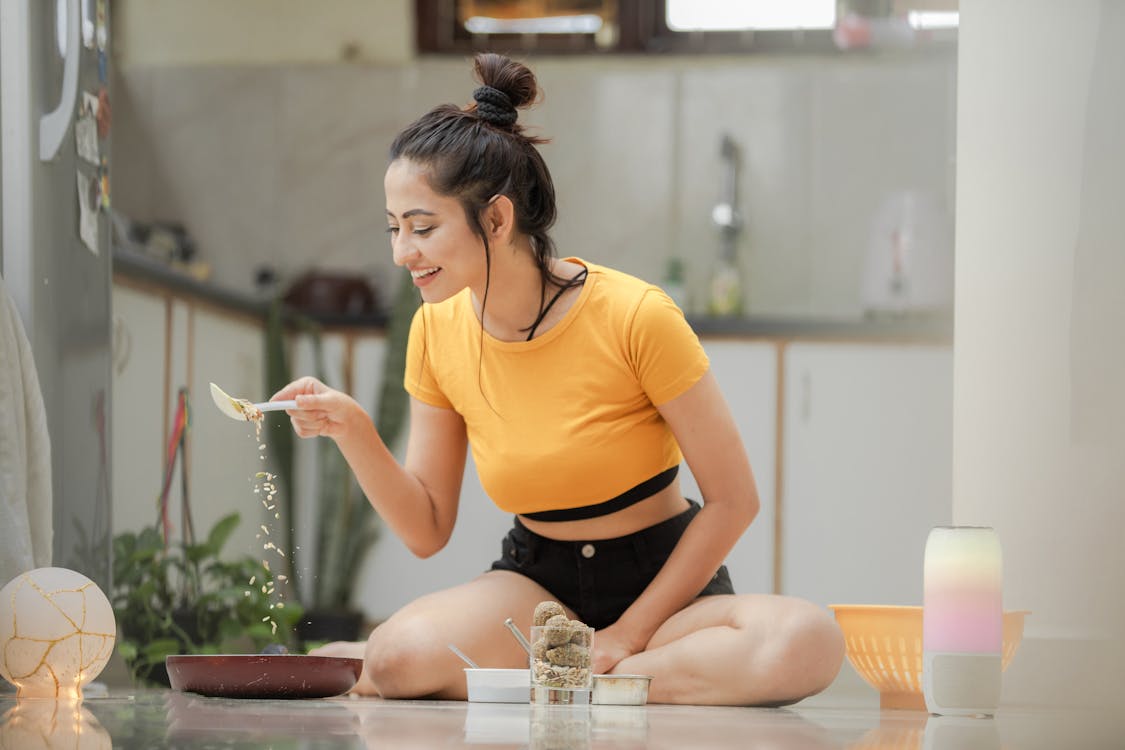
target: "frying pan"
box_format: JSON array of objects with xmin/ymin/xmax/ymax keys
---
[{"xmin": 166, "ymin": 654, "xmax": 363, "ymax": 699}]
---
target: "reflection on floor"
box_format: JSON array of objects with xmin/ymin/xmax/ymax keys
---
[{"xmin": 2, "ymin": 688, "xmax": 1123, "ymax": 749}]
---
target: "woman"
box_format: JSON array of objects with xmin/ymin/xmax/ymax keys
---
[{"xmin": 273, "ymin": 52, "xmax": 843, "ymax": 706}]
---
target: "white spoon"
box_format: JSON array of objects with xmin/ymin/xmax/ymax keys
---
[{"xmin": 209, "ymin": 382, "xmax": 297, "ymax": 422}]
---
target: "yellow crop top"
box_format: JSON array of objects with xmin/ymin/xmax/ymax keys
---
[{"xmin": 403, "ymin": 258, "xmax": 710, "ymax": 516}]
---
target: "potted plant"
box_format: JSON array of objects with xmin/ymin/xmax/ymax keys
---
[
  {"xmin": 265, "ymin": 271, "xmax": 418, "ymax": 644},
  {"xmin": 111, "ymin": 512, "xmax": 303, "ymax": 685}
]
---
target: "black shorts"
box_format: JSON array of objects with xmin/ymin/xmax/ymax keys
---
[{"xmin": 489, "ymin": 499, "xmax": 735, "ymax": 630}]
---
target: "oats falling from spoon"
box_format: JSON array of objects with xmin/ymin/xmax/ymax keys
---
[{"xmin": 209, "ymin": 381, "xmax": 300, "ymax": 637}]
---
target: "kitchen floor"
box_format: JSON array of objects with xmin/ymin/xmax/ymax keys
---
[{"xmin": 2, "ymin": 686, "xmax": 1121, "ymax": 749}]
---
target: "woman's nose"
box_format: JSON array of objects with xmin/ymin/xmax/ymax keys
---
[{"xmin": 392, "ymin": 237, "xmax": 417, "ymax": 267}]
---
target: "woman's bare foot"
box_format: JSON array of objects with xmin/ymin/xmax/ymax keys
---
[{"xmin": 309, "ymin": 640, "xmax": 378, "ymax": 695}]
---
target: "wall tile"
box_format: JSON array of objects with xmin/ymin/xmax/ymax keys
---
[
  {"xmin": 112, "ymin": 53, "xmax": 955, "ymax": 319},
  {"xmin": 677, "ymin": 59, "xmax": 816, "ymax": 316},
  {"xmin": 806, "ymin": 55, "xmax": 955, "ymax": 318}
]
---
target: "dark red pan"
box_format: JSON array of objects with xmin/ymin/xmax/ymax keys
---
[{"xmin": 166, "ymin": 654, "xmax": 364, "ymax": 699}]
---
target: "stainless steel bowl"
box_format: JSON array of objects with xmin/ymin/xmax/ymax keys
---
[{"xmin": 591, "ymin": 674, "xmax": 652, "ymax": 705}]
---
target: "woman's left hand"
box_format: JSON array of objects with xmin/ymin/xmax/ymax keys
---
[{"xmin": 590, "ymin": 624, "xmax": 646, "ymax": 674}]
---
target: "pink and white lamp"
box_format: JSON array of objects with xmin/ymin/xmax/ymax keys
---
[{"xmin": 922, "ymin": 526, "xmax": 1003, "ymax": 716}]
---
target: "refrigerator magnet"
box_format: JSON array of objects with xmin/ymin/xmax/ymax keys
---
[
  {"xmin": 99, "ymin": 159, "xmax": 111, "ymax": 211},
  {"xmin": 95, "ymin": 0, "xmax": 108, "ymax": 51},
  {"xmin": 76, "ymin": 92, "xmax": 100, "ymax": 165},
  {"xmin": 77, "ymin": 171, "xmax": 100, "ymax": 255},
  {"xmin": 82, "ymin": 0, "xmax": 95, "ymax": 49},
  {"xmin": 96, "ymin": 88, "xmax": 112, "ymax": 139}
]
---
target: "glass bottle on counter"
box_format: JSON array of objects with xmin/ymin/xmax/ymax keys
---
[{"xmin": 708, "ymin": 253, "xmax": 743, "ymax": 317}]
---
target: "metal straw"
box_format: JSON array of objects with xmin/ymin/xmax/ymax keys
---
[
  {"xmin": 503, "ymin": 618, "xmax": 532, "ymax": 656},
  {"xmin": 447, "ymin": 643, "xmax": 479, "ymax": 669}
]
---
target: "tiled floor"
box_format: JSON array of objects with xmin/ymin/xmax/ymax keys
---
[{"xmin": 2, "ymin": 688, "xmax": 1122, "ymax": 749}]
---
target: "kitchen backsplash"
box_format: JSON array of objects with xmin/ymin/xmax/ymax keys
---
[{"xmin": 111, "ymin": 52, "xmax": 955, "ymax": 319}]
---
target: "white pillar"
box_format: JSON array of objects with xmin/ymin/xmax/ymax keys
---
[{"xmin": 954, "ymin": 0, "xmax": 1125, "ymax": 708}]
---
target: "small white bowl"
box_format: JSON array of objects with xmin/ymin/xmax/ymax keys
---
[
  {"xmin": 464, "ymin": 668, "xmax": 531, "ymax": 703},
  {"xmin": 592, "ymin": 674, "xmax": 652, "ymax": 705}
]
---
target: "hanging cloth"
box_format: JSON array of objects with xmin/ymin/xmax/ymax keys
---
[{"xmin": 0, "ymin": 275, "xmax": 53, "ymax": 587}]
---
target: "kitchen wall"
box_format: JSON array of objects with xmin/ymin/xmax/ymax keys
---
[
  {"xmin": 109, "ymin": 51, "xmax": 955, "ymax": 319},
  {"xmin": 955, "ymin": 0, "xmax": 1125, "ymax": 708}
]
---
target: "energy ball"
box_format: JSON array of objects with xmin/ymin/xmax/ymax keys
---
[
  {"xmin": 543, "ymin": 614, "xmax": 573, "ymax": 646},
  {"xmin": 533, "ymin": 600, "xmax": 566, "ymax": 626},
  {"xmin": 568, "ymin": 620, "xmax": 590, "ymax": 646},
  {"xmin": 545, "ymin": 643, "xmax": 590, "ymax": 668}
]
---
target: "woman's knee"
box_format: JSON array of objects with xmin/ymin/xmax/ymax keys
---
[
  {"xmin": 364, "ymin": 613, "xmax": 450, "ymax": 697},
  {"xmin": 771, "ymin": 599, "xmax": 845, "ymax": 695}
]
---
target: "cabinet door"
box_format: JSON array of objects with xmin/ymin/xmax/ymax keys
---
[
  {"xmin": 680, "ymin": 340, "xmax": 777, "ymax": 595},
  {"xmin": 781, "ymin": 343, "xmax": 952, "ymax": 607},
  {"xmin": 188, "ymin": 306, "xmax": 269, "ymax": 558},
  {"xmin": 111, "ymin": 285, "xmax": 169, "ymax": 535}
]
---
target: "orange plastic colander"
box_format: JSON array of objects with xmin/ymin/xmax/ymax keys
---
[{"xmin": 828, "ymin": 605, "xmax": 1029, "ymax": 710}]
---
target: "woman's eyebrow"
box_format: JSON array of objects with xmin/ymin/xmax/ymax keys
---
[{"xmin": 386, "ymin": 208, "xmax": 437, "ymax": 219}]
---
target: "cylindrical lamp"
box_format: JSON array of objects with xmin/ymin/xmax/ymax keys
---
[{"xmin": 922, "ymin": 526, "xmax": 1003, "ymax": 716}]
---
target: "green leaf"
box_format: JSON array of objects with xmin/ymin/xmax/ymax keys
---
[
  {"xmin": 117, "ymin": 641, "xmax": 138, "ymax": 662},
  {"xmin": 142, "ymin": 638, "xmax": 181, "ymax": 661},
  {"xmin": 375, "ymin": 269, "xmax": 419, "ymax": 452},
  {"xmin": 206, "ymin": 513, "xmax": 241, "ymax": 555},
  {"xmin": 244, "ymin": 622, "xmax": 273, "ymax": 641},
  {"xmin": 183, "ymin": 541, "xmax": 212, "ymax": 564}
]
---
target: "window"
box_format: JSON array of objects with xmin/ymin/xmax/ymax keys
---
[
  {"xmin": 417, "ymin": 0, "xmax": 623, "ymax": 53},
  {"xmin": 665, "ymin": 0, "xmax": 835, "ymax": 32},
  {"xmin": 416, "ymin": 0, "xmax": 957, "ymax": 55}
]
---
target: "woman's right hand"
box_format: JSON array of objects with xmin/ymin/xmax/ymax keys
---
[{"xmin": 271, "ymin": 376, "xmax": 365, "ymax": 441}]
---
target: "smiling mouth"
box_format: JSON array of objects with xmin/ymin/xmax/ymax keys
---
[{"xmin": 410, "ymin": 267, "xmax": 441, "ymax": 279}]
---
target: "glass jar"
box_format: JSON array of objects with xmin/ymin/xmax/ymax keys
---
[{"xmin": 529, "ymin": 623, "xmax": 594, "ymax": 705}]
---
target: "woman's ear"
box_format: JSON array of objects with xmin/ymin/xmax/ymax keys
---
[{"xmin": 482, "ymin": 194, "xmax": 516, "ymax": 243}]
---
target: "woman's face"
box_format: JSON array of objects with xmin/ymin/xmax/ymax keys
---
[{"xmin": 385, "ymin": 158, "xmax": 485, "ymax": 303}]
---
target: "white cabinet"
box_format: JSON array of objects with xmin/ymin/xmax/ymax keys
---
[
  {"xmin": 780, "ymin": 342, "xmax": 953, "ymax": 608},
  {"xmin": 113, "ymin": 278, "xmax": 954, "ymax": 620},
  {"xmin": 185, "ymin": 306, "xmax": 271, "ymax": 556},
  {"xmin": 111, "ymin": 284, "xmax": 167, "ymax": 535},
  {"xmin": 112, "ymin": 282, "xmax": 269, "ymax": 558},
  {"xmin": 680, "ymin": 340, "xmax": 778, "ymax": 596}
]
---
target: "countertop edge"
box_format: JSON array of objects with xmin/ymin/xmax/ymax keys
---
[{"xmin": 113, "ymin": 247, "xmax": 952, "ymax": 343}]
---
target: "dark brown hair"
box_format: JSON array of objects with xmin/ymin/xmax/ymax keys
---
[{"xmin": 388, "ymin": 53, "xmax": 577, "ymax": 332}]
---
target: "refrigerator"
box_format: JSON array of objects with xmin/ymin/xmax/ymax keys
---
[{"xmin": 1, "ymin": 0, "xmax": 113, "ymax": 590}]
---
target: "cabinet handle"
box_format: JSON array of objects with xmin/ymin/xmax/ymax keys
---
[{"xmin": 112, "ymin": 314, "xmax": 132, "ymax": 375}]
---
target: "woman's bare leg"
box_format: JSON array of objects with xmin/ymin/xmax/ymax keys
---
[
  {"xmin": 356, "ymin": 570, "xmax": 573, "ymax": 699},
  {"xmin": 611, "ymin": 594, "xmax": 844, "ymax": 706}
]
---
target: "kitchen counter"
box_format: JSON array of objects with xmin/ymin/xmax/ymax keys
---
[
  {"xmin": 1, "ymin": 690, "xmax": 1120, "ymax": 749},
  {"xmin": 687, "ymin": 312, "xmax": 951, "ymax": 343},
  {"xmin": 112, "ymin": 245, "xmax": 387, "ymax": 330},
  {"xmin": 114, "ymin": 245, "xmax": 951, "ymax": 343}
]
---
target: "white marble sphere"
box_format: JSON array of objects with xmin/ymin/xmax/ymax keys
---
[{"xmin": 0, "ymin": 567, "xmax": 117, "ymax": 699}]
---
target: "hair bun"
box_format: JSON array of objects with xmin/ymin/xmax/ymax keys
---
[{"xmin": 473, "ymin": 85, "xmax": 518, "ymax": 127}]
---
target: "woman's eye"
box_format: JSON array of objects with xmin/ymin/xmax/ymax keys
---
[
  {"xmin": 414, "ymin": 227, "xmax": 434, "ymax": 236},
  {"xmin": 386, "ymin": 226, "xmax": 399, "ymax": 235}
]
